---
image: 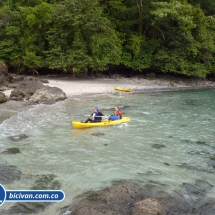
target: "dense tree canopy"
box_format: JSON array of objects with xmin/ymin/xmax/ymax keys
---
[{"xmin": 0, "ymin": 0, "xmax": 214, "ymax": 77}]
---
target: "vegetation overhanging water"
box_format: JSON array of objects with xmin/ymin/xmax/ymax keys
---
[{"xmin": 0, "ymin": 88, "xmax": 215, "ymax": 214}]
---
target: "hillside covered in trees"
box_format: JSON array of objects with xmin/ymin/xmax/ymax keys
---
[{"xmin": 0, "ymin": 0, "xmax": 215, "ymax": 77}]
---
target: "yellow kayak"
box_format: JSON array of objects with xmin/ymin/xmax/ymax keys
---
[
  {"xmin": 71, "ymin": 117, "xmax": 130, "ymax": 129},
  {"xmin": 114, "ymin": 87, "xmax": 132, "ymax": 92}
]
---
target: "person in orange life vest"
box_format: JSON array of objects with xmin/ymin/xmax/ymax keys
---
[
  {"xmin": 114, "ymin": 106, "xmax": 122, "ymax": 119},
  {"xmin": 109, "ymin": 106, "xmax": 122, "ymax": 120},
  {"xmin": 84, "ymin": 106, "xmax": 104, "ymax": 123}
]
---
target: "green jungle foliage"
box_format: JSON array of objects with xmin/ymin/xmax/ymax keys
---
[{"xmin": 0, "ymin": 0, "xmax": 214, "ymax": 77}]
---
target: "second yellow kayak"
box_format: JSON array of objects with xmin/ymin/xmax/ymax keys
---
[{"xmin": 114, "ymin": 87, "xmax": 132, "ymax": 92}]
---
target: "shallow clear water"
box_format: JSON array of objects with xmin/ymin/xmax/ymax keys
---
[{"xmin": 0, "ymin": 89, "xmax": 215, "ymax": 214}]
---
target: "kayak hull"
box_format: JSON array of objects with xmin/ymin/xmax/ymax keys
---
[
  {"xmin": 71, "ymin": 117, "xmax": 130, "ymax": 129},
  {"xmin": 114, "ymin": 87, "xmax": 132, "ymax": 92}
]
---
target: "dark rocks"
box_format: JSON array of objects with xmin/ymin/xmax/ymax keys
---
[
  {"xmin": 0, "ymin": 61, "xmax": 13, "ymax": 86},
  {"xmin": 1, "ymin": 147, "xmax": 21, "ymax": 154},
  {"xmin": 131, "ymin": 198, "xmax": 165, "ymax": 215},
  {"xmin": 10, "ymin": 90, "xmax": 25, "ymax": 100},
  {"xmin": 29, "ymin": 86, "xmax": 67, "ymax": 103},
  {"xmin": 10, "ymin": 80, "xmax": 44, "ymax": 100},
  {"xmin": 65, "ymin": 182, "xmax": 192, "ymax": 215},
  {"xmin": 0, "ymin": 71, "xmax": 66, "ymax": 104},
  {"xmin": 68, "ymin": 184, "xmax": 139, "ymax": 215},
  {"xmin": 0, "ymin": 92, "xmax": 7, "ymax": 103}
]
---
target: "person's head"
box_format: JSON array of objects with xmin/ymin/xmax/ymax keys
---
[
  {"xmin": 115, "ymin": 106, "xmax": 120, "ymax": 111},
  {"xmin": 93, "ymin": 106, "xmax": 99, "ymax": 112}
]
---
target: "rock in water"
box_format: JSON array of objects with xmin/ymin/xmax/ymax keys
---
[
  {"xmin": 0, "ymin": 92, "xmax": 7, "ymax": 103},
  {"xmin": 29, "ymin": 86, "xmax": 67, "ymax": 103},
  {"xmin": 131, "ymin": 198, "xmax": 165, "ymax": 215},
  {"xmin": 8, "ymin": 134, "xmax": 28, "ymax": 142},
  {"xmin": 1, "ymin": 147, "xmax": 21, "ymax": 154}
]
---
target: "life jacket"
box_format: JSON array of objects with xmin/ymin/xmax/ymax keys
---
[
  {"xmin": 94, "ymin": 111, "xmax": 104, "ymax": 122},
  {"xmin": 115, "ymin": 110, "xmax": 122, "ymax": 119}
]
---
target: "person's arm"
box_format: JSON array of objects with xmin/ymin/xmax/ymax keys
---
[
  {"xmin": 92, "ymin": 113, "xmax": 95, "ymax": 120},
  {"xmin": 117, "ymin": 110, "xmax": 122, "ymax": 118}
]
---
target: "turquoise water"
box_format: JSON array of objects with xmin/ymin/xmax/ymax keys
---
[{"xmin": 0, "ymin": 89, "xmax": 215, "ymax": 214}]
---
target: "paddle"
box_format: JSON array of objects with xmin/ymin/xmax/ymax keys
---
[
  {"xmin": 74, "ymin": 114, "xmax": 110, "ymax": 118},
  {"xmin": 74, "ymin": 114, "xmax": 89, "ymax": 116}
]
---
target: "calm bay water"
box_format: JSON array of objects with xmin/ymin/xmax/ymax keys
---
[{"xmin": 0, "ymin": 89, "xmax": 215, "ymax": 214}]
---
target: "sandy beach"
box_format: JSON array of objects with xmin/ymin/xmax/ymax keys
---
[
  {"xmin": 2, "ymin": 76, "xmax": 165, "ymax": 98},
  {"xmin": 0, "ymin": 75, "xmax": 215, "ymax": 124},
  {"xmin": 42, "ymin": 75, "xmax": 215, "ymax": 98}
]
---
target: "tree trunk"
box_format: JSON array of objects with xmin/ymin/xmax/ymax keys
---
[{"xmin": 137, "ymin": 0, "xmax": 143, "ymax": 35}]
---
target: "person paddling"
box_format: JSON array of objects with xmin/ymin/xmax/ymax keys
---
[{"xmin": 83, "ymin": 106, "xmax": 104, "ymax": 123}]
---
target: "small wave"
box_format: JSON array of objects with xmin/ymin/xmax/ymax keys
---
[
  {"xmin": 0, "ymin": 109, "xmax": 19, "ymax": 113},
  {"xmin": 142, "ymin": 111, "xmax": 150, "ymax": 115}
]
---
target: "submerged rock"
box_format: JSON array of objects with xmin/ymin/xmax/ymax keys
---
[
  {"xmin": 152, "ymin": 144, "xmax": 165, "ymax": 149},
  {"xmin": 91, "ymin": 132, "xmax": 105, "ymax": 136},
  {"xmin": 8, "ymin": 134, "xmax": 28, "ymax": 142},
  {"xmin": 180, "ymin": 138, "xmax": 194, "ymax": 143},
  {"xmin": 0, "ymin": 164, "xmax": 22, "ymax": 184},
  {"xmin": 209, "ymin": 155, "xmax": 215, "ymax": 161},
  {"xmin": 196, "ymin": 140, "xmax": 206, "ymax": 145},
  {"xmin": 1, "ymin": 147, "xmax": 21, "ymax": 154},
  {"xmin": 176, "ymin": 163, "xmax": 214, "ymax": 173}
]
